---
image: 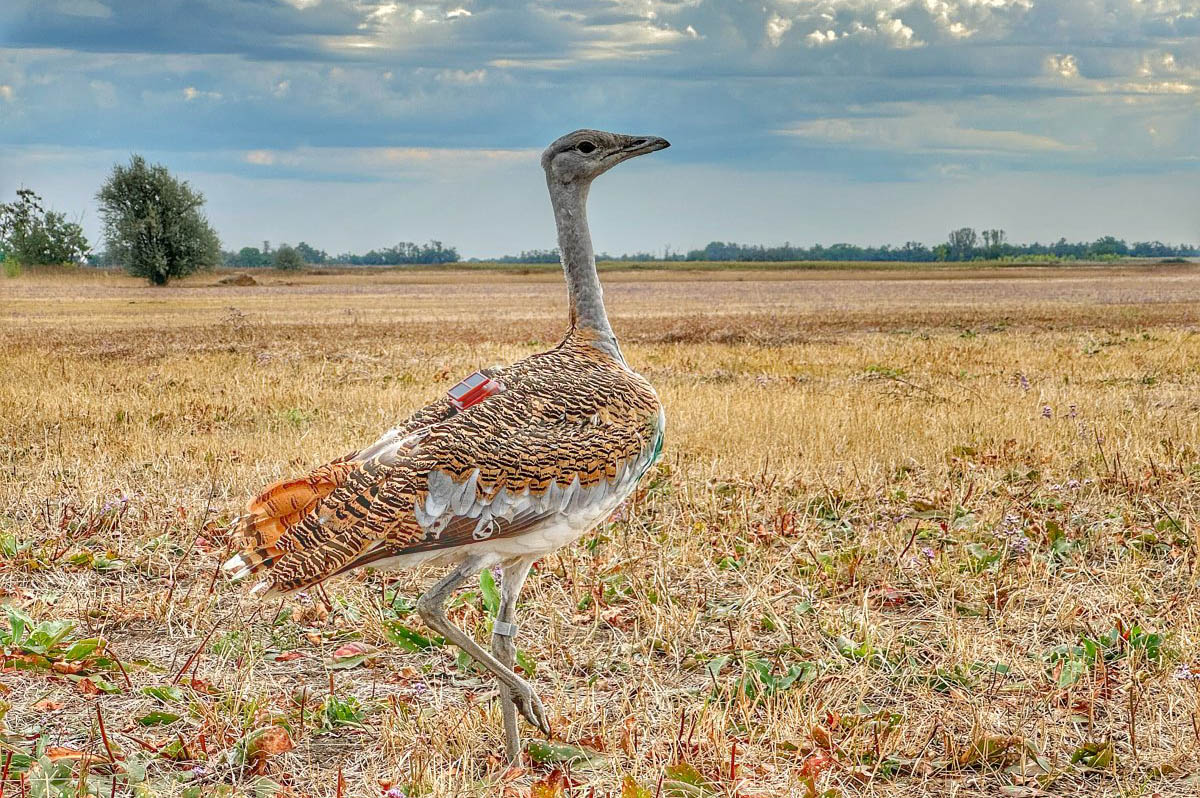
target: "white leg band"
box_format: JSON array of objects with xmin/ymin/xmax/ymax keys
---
[{"xmin": 492, "ymin": 620, "xmax": 519, "ymax": 638}]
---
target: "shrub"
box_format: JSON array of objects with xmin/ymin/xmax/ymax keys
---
[{"xmin": 0, "ymin": 188, "xmax": 90, "ymax": 274}]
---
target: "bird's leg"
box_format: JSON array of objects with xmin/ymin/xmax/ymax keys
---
[
  {"xmin": 416, "ymin": 553, "xmax": 551, "ymax": 736},
  {"xmin": 492, "ymin": 556, "xmax": 537, "ymax": 762}
]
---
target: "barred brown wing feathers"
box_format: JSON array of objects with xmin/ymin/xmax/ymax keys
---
[
  {"xmin": 281, "ymin": 426, "xmax": 658, "ymax": 588},
  {"xmin": 224, "ymin": 337, "xmax": 661, "ymax": 596},
  {"xmin": 226, "ymin": 371, "xmax": 490, "ymax": 556},
  {"xmin": 244, "ymin": 460, "xmax": 419, "ymax": 594}
]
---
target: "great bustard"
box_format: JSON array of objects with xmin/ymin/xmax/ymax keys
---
[{"xmin": 224, "ymin": 129, "xmax": 670, "ymax": 759}]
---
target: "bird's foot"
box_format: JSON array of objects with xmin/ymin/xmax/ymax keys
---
[{"xmin": 513, "ymin": 687, "xmax": 551, "ymax": 737}]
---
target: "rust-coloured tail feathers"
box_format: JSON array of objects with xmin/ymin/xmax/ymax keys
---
[
  {"xmin": 223, "ymin": 455, "xmax": 359, "ymax": 594},
  {"xmin": 231, "ymin": 458, "xmax": 356, "ymax": 550}
]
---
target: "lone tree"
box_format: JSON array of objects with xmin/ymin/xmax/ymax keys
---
[
  {"xmin": 0, "ymin": 188, "xmax": 90, "ymax": 274},
  {"xmin": 272, "ymin": 243, "xmax": 304, "ymax": 271},
  {"xmin": 97, "ymin": 155, "xmax": 221, "ymax": 285}
]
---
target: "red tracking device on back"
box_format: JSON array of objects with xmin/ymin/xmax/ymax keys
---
[{"xmin": 447, "ymin": 371, "xmax": 503, "ymax": 411}]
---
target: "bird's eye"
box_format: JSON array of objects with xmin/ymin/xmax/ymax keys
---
[{"xmin": 575, "ymin": 141, "xmax": 597, "ymax": 154}]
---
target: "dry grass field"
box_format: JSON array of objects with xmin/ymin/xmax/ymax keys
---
[{"xmin": 1, "ymin": 264, "xmax": 1198, "ymax": 797}]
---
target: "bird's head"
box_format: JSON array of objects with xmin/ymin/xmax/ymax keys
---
[{"xmin": 541, "ymin": 129, "xmax": 670, "ymax": 186}]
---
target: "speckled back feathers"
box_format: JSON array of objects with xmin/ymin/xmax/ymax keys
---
[{"xmin": 225, "ymin": 330, "xmax": 663, "ymax": 594}]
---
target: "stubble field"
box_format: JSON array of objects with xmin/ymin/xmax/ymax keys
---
[{"xmin": 1, "ymin": 264, "xmax": 1198, "ymax": 797}]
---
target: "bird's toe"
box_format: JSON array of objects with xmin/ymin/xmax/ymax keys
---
[{"xmin": 516, "ymin": 689, "xmax": 551, "ymax": 736}]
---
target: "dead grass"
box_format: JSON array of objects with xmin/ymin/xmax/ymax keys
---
[{"xmin": 0, "ymin": 266, "xmax": 1198, "ymax": 797}]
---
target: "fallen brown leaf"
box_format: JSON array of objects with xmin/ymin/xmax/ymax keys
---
[
  {"xmin": 243, "ymin": 724, "xmax": 296, "ymax": 773},
  {"xmin": 530, "ymin": 769, "xmax": 571, "ymax": 798},
  {"xmin": 33, "ymin": 699, "xmax": 66, "ymax": 711},
  {"xmin": 811, "ymin": 724, "xmax": 835, "ymax": 751},
  {"xmin": 798, "ymin": 750, "xmax": 834, "ymax": 781},
  {"xmin": 46, "ymin": 746, "xmax": 87, "ymax": 761},
  {"xmin": 332, "ymin": 642, "xmax": 372, "ymax": 659}
]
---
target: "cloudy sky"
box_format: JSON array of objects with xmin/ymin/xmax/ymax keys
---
[{"xmin": 1, "ymin": 0, "xmax": 1197, "ymax": 257}]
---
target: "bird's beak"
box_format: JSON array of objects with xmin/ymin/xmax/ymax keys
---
[
  {"xmin": 590, "ymin": 134, "xmax": 670, "ymax": 178},
  {"xmin": 620, "ymin": 136, "xmax": 671, "ymax": 158}
]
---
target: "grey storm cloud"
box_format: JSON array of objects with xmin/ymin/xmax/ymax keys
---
[{"xmin": 1, "ymin": 0, "xmax": 365, "ymax": 57}]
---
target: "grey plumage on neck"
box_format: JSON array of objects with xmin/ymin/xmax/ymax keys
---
[
  {"xmin": 541, "ymin": 129, "xmax": 670, "ymax": 359},
  {"xmin": 547, "ymin": 179, "xmax": 608, "ymax": 336}
]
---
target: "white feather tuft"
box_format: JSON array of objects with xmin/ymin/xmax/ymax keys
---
[{"xmin": 222, "ymin": 554, "xmax": 248, "ymax": 575}]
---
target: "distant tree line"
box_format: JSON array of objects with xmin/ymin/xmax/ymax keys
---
[
  {"xmin": 223, "ymin": 240, "xmax": 458, "ymax": 268},
  {"xmin": 493, "ymin": 248, "xmax": 664, "ymax": 264},
  {"xmin": 340, "ymin": 241, "xmax": 458, "ymax": 265},
  {"xmin": 223, "ymin": 240, "xmax": 321, "ymax": 270},
  {"xmin": 486, "ymin": 230, "xmax": 1195, "ymax": 264},
  {"xmin": 678, "ymin": 230, "xmax": 1197, "ymax": 263},
  {"xmin": 494, "ymin": 249, "xmax": 560, "ymax": 264}
]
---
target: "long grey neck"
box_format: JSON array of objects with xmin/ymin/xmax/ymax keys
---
[{"xmin": 548, "ymin": 177, "xmax": 623, "ymax": 361}]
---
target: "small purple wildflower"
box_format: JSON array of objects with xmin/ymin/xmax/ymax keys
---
[
  {"xmin": 190, "ymin": 765, "xmax": 208, "ymax": 778},
  {"xmin": 384, "ymin": 787, "xmax": 407, "ymax": 798},
  {"xmin": 1041, "ymin": 405, "xmax": 1053, "ymax": 419},
  {"xmin": 905, "ymin": 546, "xmax": 936, "ymax": 569},
  {"xmin": 1017, "ymin": 373, "xmax": 1030, "ymax": 392},
  {"xmin": 99, "ymin": 495, "xmax": 130, "ymax": 515},
  {"xmin": 1068, "ymin": 404, "xmax": 1077, "ymax": 419},
  {"xmin": 996, "ymin": 513, "xmax": 1031, "ymax": 554}
]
